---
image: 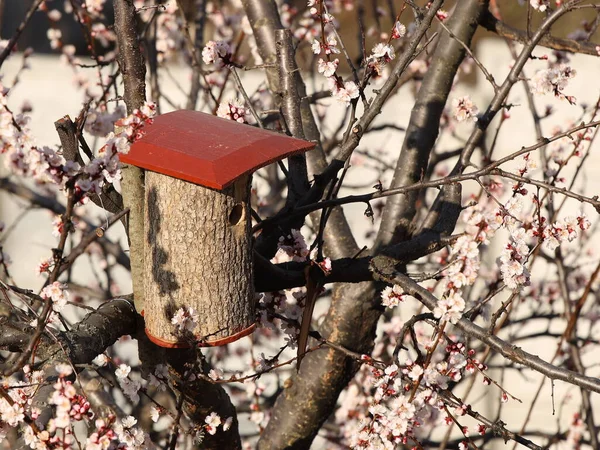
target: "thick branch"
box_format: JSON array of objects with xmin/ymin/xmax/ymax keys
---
[
  {"xmin": 375, "ymin": 0, "xmax": 487, "ymax": 247},
  {"xmin": 113, "ymin": 0, "xmax": 147, "ymax": 313},
  {"xmin": 481, "ymin": 9, "xmax": 600, "ymax": 57},
  {"xmin": 60, "ymin": 299, "xmax": 136, "ymax": 363},
  {"xmin": 254, "ymin": 233, "xmax": 458, "ymax": 292},
  {"xmin": 55, "ymin": 116, "xmax": 124, "ymax": 216},
  {"xmin": 257, "ymin": 2, "xmax": 448, "ymax": 448},
  {"xmin": 242, "ymin": 0, "xmax": 358, "ymax": 260},
  {"xmin": 276, "ymin": 29, "xmax": 310, "ymax": 205}
]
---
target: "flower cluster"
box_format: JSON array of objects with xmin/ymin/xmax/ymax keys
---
[
  {"xmin": 452, "ymin": 95, "xmax": 479, "ymax": 122},
  {"xmin": 202, "ymin": 40, "xmax": 232, "ymax": 68},
  {"xmin": 84, "ymin": 105, "xmax": 126, "ymax": 137},
  {"xmin": 113, "ymin": 416, "xmax": 153, "ymax": 449},
  {"xmin": 4, "ymin": 363, "xmax": 147, "ymax": 449},
  {"xmin": 85, "ymin": 418, "xmax": 118, "ymax": 449},
  {"xmin": 433, "ymin": 290, "xmax": 466, "ymax": 324},
  {"xmin": 75, "ymin": 102, "xmax": 156, "ymax": 197},
  {"xmin": 1, "ymin": 96, "xmax": 78, "ymax": 187},
  {"xmin": 2, "ymin": 81, "xmax": 154, "ymax": 206},
  {"xmin": 258, "ymin": 289, "xmax": 305, "ymax": 348},
  {"xmin": 312, "ymin": 34, "xmax": 340, "ymax": 56},
  {"xmin": 380, "ymin": 285, "xmax": 406, "ymax": 308},
  {"xmin": 113, "ymin": 102, "xmax": 157, "ymax": 155},
  {"xmin": 517, "ymin": 152, "xmax": 538, "ymax": 176},
  {"xmin": 499, "ymin": 226, "xmax": 531, "ymax": 290},
  {"xmin": 544, "ymin": 124, "xmax": 593, "ymax": 180},
  {"xmin": 530, "ymin": 0, "xmax": 548, "ymax": 12},
  {"xmin": 80, "ymin": 0, "xmax": 107, "ymax": 19},
  {"xmin": 41, "ymin": 281, "xmax": 70, "ymax": 312},
  {"xmin": 345, "ymin": 361, "xmax": 444, "ymax": 447},
  {"xmin": 115, "ymin": 363, "xmax": 142, "ymax": 403},
  {"xmin": 51, "ymin": 365, "xmax": 93, "ymax": 430},
  {"xmin": 155, "ymin": 3, "xmax": 184, "ymax": 63},
  {"xmin": 271, "ymin": 229, "xmax": 310, "ymax": 264},
  {"xmin": 204, "ymin": 412, "xmax": 233, "ymax": 435},
  {"xmin": 47, "ymin": 28, "xmax": 62, "ymax": 50},
  {"xmin": 216, "ymin": 98, "xmax": 250, "ymax": 123},
  {"xmin": 318, "ymin": 58, "xmax": 339, "ymax": 77},
  {"xmin": 337, "ymin": 334, "xmax": 497, "ymax": 450},
  {"xmin": 446, "ymin": 235, "xmax": 481, "ymax": 288},
  {"xmin": 531, "ymin": 64, "xmax": 577, "ymax": 103},
  {"xmin": 366, "ymin": 42, "xmax": 396, "ymax": 76},
  {"xmin": 532, "ymin": 214, "xmax": 591, "ymax": 252},
  {"xmin": 308, "ymin": 6, "xmax": 360, "ymax": 107},
  {"xmin": 294, "ymin": 0, "xmax": 337, "ymax": 43},
  {"xmin": 566, "ymin": 412, "xmax": 584, "ymax": 448},
  {"xmin": 90, "ymin": 23, "xmax": 116, "ymax": 49}
]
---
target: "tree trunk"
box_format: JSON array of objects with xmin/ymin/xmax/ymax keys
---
[{"xmin": 143, "ymin": 172, "xmax": 255, "ymax": 347}]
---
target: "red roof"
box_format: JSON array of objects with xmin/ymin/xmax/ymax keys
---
[{"xmin": 120, "ymin": 110, "xmax": 315, "ymax": 189}]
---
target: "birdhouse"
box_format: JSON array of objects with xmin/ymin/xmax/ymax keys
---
[{"xmin": 120, "ymin": 110, "xmax": 315, "ymax": 348}]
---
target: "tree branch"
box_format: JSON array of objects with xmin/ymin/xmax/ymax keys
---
[
  {"xmin": 375, "ymin": 0, "xmax": 487, "ymax": 248},
  {"xmin": 480, "ymin": 9, "xmax": 600, "ymax": 57},
  {"xmin": 113, "ymin": 0, "xmax": 147, "ymax": 314},
  {"xmin": 372, "ymin": 268, "xmax": 600, "ymax": 395},
  {"xmin": 242, "ymin": 0, "xmax": 359, "ymax": 260}
]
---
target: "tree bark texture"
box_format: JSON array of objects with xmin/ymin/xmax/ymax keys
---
[
  {"xmin": 375, "ymin": 0, "xmax": 488, "ymax": 248},
  {"xmin": 113, "ymin": 0, "xmax": 147, "ymax": 313},
  {"xmin": 257, "ymin": 1, "xmax": 482, "ymax": 448},
  {"xmin": 242, "ymin": 0, "xmax": 359, "ymax": 260},
  {"xmin": 143, "ymin": 172, "xmax": 255, "ymax": 346}
]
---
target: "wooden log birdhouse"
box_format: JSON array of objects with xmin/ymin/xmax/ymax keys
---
[{"xmin": 120, "ymin": 110, "xmax": 315, "ymax": 348}]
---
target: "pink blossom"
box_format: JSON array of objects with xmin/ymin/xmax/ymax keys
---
[
  {"xmin": 381, "ymin": 285, "xmax": 405, "ymax": 308},
  {"xmin": 452, "ymin": 96, "xmax": 479, "ymax": 122},
  {"xmin": 202, "ymin": 40, "xmax": 231, "ymax": 67},
  {"xmin": 216, "ymin": 98, "xmax": 249, "ymax": 123},
  {"xmin": 392, "ymin": 22, "xmax": 406, "ymax": 39}
]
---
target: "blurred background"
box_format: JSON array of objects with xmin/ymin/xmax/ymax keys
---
[{"xmin": 1, "ymin": 1, "xmax": 600, "ymax": 448}]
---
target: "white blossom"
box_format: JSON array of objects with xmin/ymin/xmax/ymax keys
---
[
  {"xmin": 41, "ymin": 282, "xmax": 69, "ymax": 312},
  {"xmin": 381, "ymin": 285, "xmax": 405, "ymax": 308},
  {"xmin": 530, "ymin": 0, "xmax": 547, "ymax": 11},
  {"xmin": 452, "ymin": 96, "xmax": 479, "ymax": 122},
  {"xmin": 317, "ymin": 58, "xmax": 339, "ymax": 77},
  {"xmin": 205, "ymin": 412, "xmax": 222, "ymax": 435},
  {"xmin": 171, "ymin": 307, "xmax": 199, "ymax": 332},
  {"xmin": 115, "ymin": 363, "xmax": 131, "ymax": 380},
  {"xmin": 202, "ymin": 40, "xmax": 231, "ymax": 67}
]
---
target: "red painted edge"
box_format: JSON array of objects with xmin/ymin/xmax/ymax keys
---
[
  {"xmin": 142, "ymin": 310, "xmax": 257, "ymax": 348},
  {"xmin": 197, "ymin": 323, "xmax": 257, "ymax": 347},
  {"xmin": 145, "ymin": 331, "xmax": 192, "ymax": 349}
]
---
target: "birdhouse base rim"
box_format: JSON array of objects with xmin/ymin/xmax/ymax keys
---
[{"xmin": 144, "ymin": 323, "xmax": 257, "ymax": 348}]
